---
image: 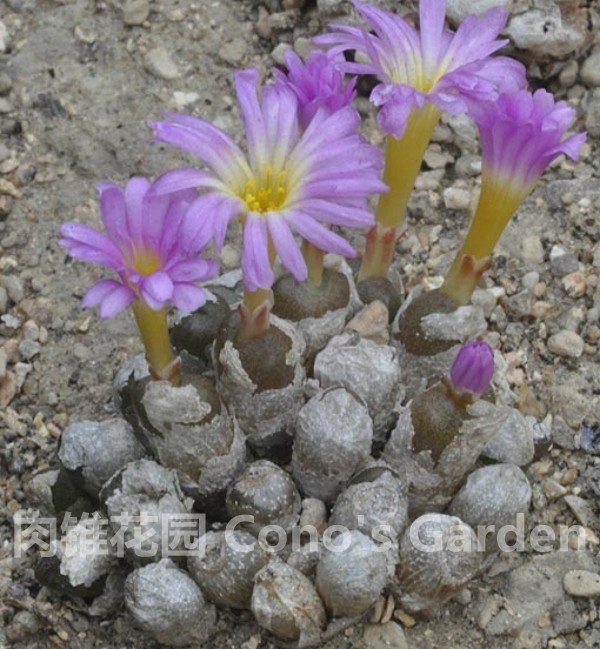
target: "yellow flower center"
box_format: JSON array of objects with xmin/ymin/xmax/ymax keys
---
[
  {"xmin": 133, "ymin": 248, "xmax": 162, "ymax": 276},
  {"xmin": 242, "ymin": 165, "xmax": 288, "ymax": 213}
]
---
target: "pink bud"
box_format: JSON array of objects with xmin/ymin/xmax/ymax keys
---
[{"xmin": 450, "ymin": 341, "xmax": 494, "ymax": 396}]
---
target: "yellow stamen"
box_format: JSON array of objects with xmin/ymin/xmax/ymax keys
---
[
  {"xmin": 131, "ymin": 248, "xmax": 162, "ymax": 276},
  {"xmin": 242, "ymin": 164, "xmax": 289, "ymax": 213}
]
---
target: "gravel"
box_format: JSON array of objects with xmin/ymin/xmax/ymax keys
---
[{"xmin": 0, "ymin": 0, "xmax": 599, "ymax": 648}]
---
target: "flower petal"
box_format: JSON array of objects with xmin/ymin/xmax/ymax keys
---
[
  {"xmin": 140, "ymin": 271, "xmax": 174, "ymax": 310},
  {"xmin": 171, "ymin": 283, "xmax": 208, "ymax": 313},
  {"xmin": 60, "ymin": 223, "xmax": 123, "ymax": 269},
  {"xmin": 285, "ymin": 210, "xmax": 356, "ymax": 258},
  {"xmin": 242, "ymin": 214, "xmax": 274, "ymax": 291},
  {"xmin": 167, "ymin": 258, "xmax": 219, "ymax": 282},
  {"xmin": 82, "ymin": 279, "xmax": 135, "ymax": 319},
  {"xmin": 267, "ymin": 216, "xmax": 307, "ymax": 282},
  {"xmin": 124, "ymin": 177, "xmax": 151, "ymax": 246},
  {"xmin": 149, "ymin": 168, "xmax": 223, "ymax": 196}
]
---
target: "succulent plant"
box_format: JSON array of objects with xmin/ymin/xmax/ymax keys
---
[
  {"xmin": 292, "ymin": 387, "xmax": 373, "ymax": 504},
  {"xmin": 226, "ymin": 460, "xmax": 301, "ymax": 538},
  {"xmin": 395, "ymin": 513, "xmax": 482, "ymax": 613},
  {"xmin": 125, "ymin": 558, "xmax": 217, "ymax": 647},
  {"xmin": 251, "ymin": 558, "xmax": 327, "ymax": 645},
  {"xmin": 215, "ymin": 313, "xmax": 306, "ymax": 457},
  {"xmin": 316, "ymin": 529, "xmax": 388, "ymax": 617},
  {"xmin": 187, "ymin": 529, "xmax": 269, "ymax": 609},
  {"xmin": 449, "ymin": 463, "xmax": 532, "ymax": 552}
]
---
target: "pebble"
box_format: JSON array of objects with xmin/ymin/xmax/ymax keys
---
[
  {"xmin": 362, "ymin": 622, "xmax": 408, "ymax": 649},
  {"xmin": 562, "ymin": 271, "xmax": 586, "ymax": 297},
  {"xmin": 506, "ymin": 8, "xmax": 586, "ymax": 58},
  {"xmin": 0, "ymin": 275, "xmax": 24, "ymax": 302},
  {"xmin": 581, "ymin": 46, "xmax": 600, "ymax": 88},
  {"xmin": 122, "ymin": 0, "xmax": 150, "ymax": 26},
  {"xmin": 0, "ymin": 286, "xmax": 7, "ymax": 313},
  {"xmin": 144, "ymin": 47, "xmax": 181, "ymax": 80},
  {"xmin": 442, "ymin": 187, "xmax": 471, "ymax": 211},
  {"xmin": 563, "ymin": 570, "xmax": 600, "ymax": 598},
  {"xmin": 18, "ymin": 339, "xmax": 41, "ymax": 360},
  {"xmin": 424, "ymin": 148, "xmax": 453, "ymax": 169},
  {"xmin": 549, "ymin": 246, "xmax": 579, "ymax": 277},
  {"xmin": 542, "ymin": 478, "xmax": 567, "ymax": 500},
  {"xmin": 547, "ymin": 330, "xmax": 584, "ymax": 358},
  {"xmin": 345, "ymin": 300, "xmax": 389, "ymax": 345},
  {"xmin": 393, "ymin": 609, "xmax": 416, "ymax": 628},
  {"xmin": 0, "ymin": 348, "xmax": 6, "ymax": 378},
  {"xmin": 521, "ymin": 236, "xmax": 544, "ymax": 266},
  {"xmin": 559, "ymin": 60, "xmax": 578, "ymax": 88},
  {"xmin": 316, "ymin": 0, "xmax": 346, "ymax": 16},
  {"xmin": 522, "ymin": 271, "xmax": 540, "ymax": 291},
  {"xmin": 293, "ymin": 36, "xmax": 312, "ymax": 60},
  {"xmin": 172, "ymin": 91, "xmax": 200, "ymax": 110},
  {"xmin": 73, "ymin": 342, "xmax": 92, "ymax": 360},
  {"xmin": 564, "ymin": 495, "xmax": 593, "ymax": 527},
  {"xmin": 0, "ymin": 371, "xmax": 17, "ymax": 408},
  {"xmin": 455, "ymin": 154, "xmax": 481, "ymax": 178},
  {"xmin": 14, "ymin": 362, "xmax": 31, "ymax": 389},
  {"xmin": 271, "ymin": 42, "xmax": 291, "ymax": 66},
  {"xmin": 0, "ymin": 97, "xmax": 12, "ymax": 114},
  {"xmin": 218, "ymin": 39, "xmax": 247, "ymax": 66},
  {"xmin": 585, "ymin": 89, "xmax": 600, "ymax": 138},
  {"xmin": 445, "ymin": 0, "xmax": 511, "ymax": 24},
  {"xmin": 6, "ymin": 610, "xmax": 40, "ymax": 642},
  {"xmin": 0, "ymin": 20, "xmax": 8, "ymax": 53}
]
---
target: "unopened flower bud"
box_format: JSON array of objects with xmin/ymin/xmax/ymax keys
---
[{"xmin": 449, "ymin": 341, "xmax": 494, "ymax": 397}]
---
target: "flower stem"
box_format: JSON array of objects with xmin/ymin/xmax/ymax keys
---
[
  {"xmin": 302, "ymin": 240, "xmax": 325, "ymax": 286},
  {"xmin": 357, "ymin": 223, "xmax": 400, "ymax": 282},
  {"xmin": 442, "ymin": 175, "xmax": 525, "ymax": 304},
  {"xmin": 376, "ymin": 105, "xmax": 441, "ymax": 229},
  {"xmin": 240, "ymin": 288, "xmax": 274, "ymax": 339},
  {"xmin": 132, "ymin": 300, "xmax": 180, "ymax": 384},
  {"xmin": 358, "ymin": 104, "xmax": 441, "ymax": 280}
]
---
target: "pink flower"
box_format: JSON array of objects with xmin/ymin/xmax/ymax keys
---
[
  {"xmin": 150, "ymin": 69, "xmax": 385, "ymax": 292},
  {"xmin": 316, "ymin": 0, "xmax": 527, "ymax": 138},
  {"xmin": 274, "ymin": 50, "xmax": 356, "ymax": 129},
  {"xmin": 60, "ymin": 178, "xmax": 218, "ymax": 318}
]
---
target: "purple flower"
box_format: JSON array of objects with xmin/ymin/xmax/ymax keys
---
[
  {"xmin": 316, "ymin": 0, "xmax": 527, "ymax": 138},
  {"xmin": 60, "ymin": 178, "xmax": 219, "ymax": 318},
  {"xmin": 471, "ymin": 88, "xmax": 586, "ymax": 199},
  {"xmin": 150, "ymin": 68, "xmax": 386, "ymax": 292},
  {"xmin": 450, "ymin": 341, "xmax": 494, "ymax": 396},
  {"xmin": 273, "ymin": 50, "xmax": 356, "ymax": 129}
]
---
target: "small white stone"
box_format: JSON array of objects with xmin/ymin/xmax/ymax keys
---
[
  {"xmin": 446, "ymin": 0, "xmax": 512, "ymax": 25},
  {"xmin": 581, "ymin": 46, "xmax": 600, "ymax": 88},
  {"xmin": 172, "ymin": 91, "xmax": 200, "ymax": 110},
  {"xmin": 122, "ymin": 0, "xmax": 150, "ymax": 26},
  {"xmin": 443, "ymin": 187, "xmax": 471, "ymax": 211},
  {"xmin": 563, "ymin": 570, "xmax": 600, "ymax": 598},
  {"xmin": 345, "ymin": 300, "xmax": 389, "ymax": 345},
  {"xmin": 0, "ymin": 20, "xmax": 9, "ymax": 53},
  {"xmin": 218, "ymin": 38, "xmax": 247, "ymax": 66},
  {"xmin": 547, "ymin": 330, "xmax": 584, "ymax": 358},
  {"xmin": 144, "ymin": 47, "xmax": 181, "ymax": 80},
  {"xmin": 271, "ymin": 43, "xmax": 292, "ymax": 66},
  {"xmin": 506, "ymin": 8, "xmax": 586, "ymax": 58},
  {"xmin": 362, "ymin": 622, "xmax": 408, "ymax": 649}
]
